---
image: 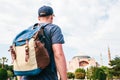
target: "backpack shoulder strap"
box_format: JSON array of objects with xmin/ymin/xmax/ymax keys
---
[
  {"xmin": 33, "ymin": 23, "xmax": 49, "ymax": 34},
  {"xmin": 40, "ymin": 23, "xmax": 49, "ymax": 36},
  {"xmin": 33, "ymin": 23, "xmax": 49, "ymax": 41}
]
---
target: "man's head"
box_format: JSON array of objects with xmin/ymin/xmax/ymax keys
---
[{"xmin": 38, "ymin": 5, "xmax": 54, "ymax": 23}]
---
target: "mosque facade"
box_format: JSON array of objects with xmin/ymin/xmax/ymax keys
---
[{"xmin": 67, "ymin": 55, "xmax": 99, "ymax": 72}]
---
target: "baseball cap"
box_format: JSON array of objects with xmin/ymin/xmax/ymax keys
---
[{"xmin": 38, "ymin": 5, "xmax": 54, "ymax": 17}]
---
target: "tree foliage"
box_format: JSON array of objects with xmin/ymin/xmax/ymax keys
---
[
  {"xmin": 75, "ymin": 68, "xmax": 86, "ymax": 79},
  {"xmin": 0, "ymin": 68, "xmax": 8, "ymax": 80},
  {"xmin": 92, "ymin": 67, "xmax": 106, "ymax": 80},
  {"xmin": 75, "ymin": 68, "xmax": 85, "ymax": 73},
  {"xmin": 109, "ymin": 57, "xmax": 120, "ymax": 78},
  {"xmin": 100, "ymin": 66, "xmax": 113, "ymax": 79},
  {"xmin": 0, "ymin": 64, "xmax": 2, "ymax": 68},
  {"xmin": 67, "ymin": 72, "xmax": 75, "ymax": 79},
  {"xmin": 86, "ymin": 67, "xmax": 107, "ymax": 80},
  {"xmin": 86, "ymin": 66, "xmax": 96, "ymax": 79},
  {"xmin": 98, "ymin": 70, "xmax": 106, "ymax": 80},
  {"xmin": 7, "ymin": 70, "xmax": 14, "ymax": 78},
  {"xmin": 75, "ymin": 72, "xmax": 85, "ymax": 79}
]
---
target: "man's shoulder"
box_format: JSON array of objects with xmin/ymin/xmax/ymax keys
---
[
  {"xmin": 47, "ymin": 24, "xmax": 59, "ymax": 28},
  {"xmin": 46, "ymin": 23, "xmax": 61, "ymax": 31}
]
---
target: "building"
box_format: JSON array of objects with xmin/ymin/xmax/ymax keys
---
[{"xmin": 67, "ymin": 55, "xmax": 99, "ymax": 72}]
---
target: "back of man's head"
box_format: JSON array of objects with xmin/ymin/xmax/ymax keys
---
[{"xmin": 38, "ymin": 5, "xmax": 54, "ymax": 17}]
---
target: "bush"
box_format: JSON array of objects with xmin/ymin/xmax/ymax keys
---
[
  {"xmin": 98, "ymin": 71, "xmax": 106, "ymax": 80},
  {"xmin": 7, "ymin": 70, "xmax": 14, "ymax": 78},
  {"xmin": 92, "ymin": 67, "xmax": 106, "ymax": 80},
  {"xmin": 75, "ymin": 68, "xmax": 85, "ymax": 73},
  {"xmin": 75, "ymin": 68, "xmax": 86, "ymax": 79},
  {"xmin": 0, "ymin": 68, "xmax": 8, "ymax": 80},
  {"xmin": 75, "ymin": 72, "xmax": 85, "ymax": 79},
  {"xmin": 67, "ymin": 72, "xmax": 75, "ymax": 79}
]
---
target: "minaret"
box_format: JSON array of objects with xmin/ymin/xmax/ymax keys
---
[
  {"xmin": 108, "ymin": 46, "xmax": 111, "ymax": 64},
  {"xmin": 100, "ymin": 53, "xmax": 103, "ymax": 66}
]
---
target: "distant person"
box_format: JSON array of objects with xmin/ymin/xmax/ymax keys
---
[{"xmin": 21, "ymin": 5, "xmax": 67, "ymax": 80}]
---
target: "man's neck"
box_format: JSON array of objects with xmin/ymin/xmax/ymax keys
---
[
  {"xmin": 38, "ymin": 15, "xmax": 53, "ymax": 24},
  {"xmin": 39, "ymin": 20, "xmax": 50, "ymax": 23}
]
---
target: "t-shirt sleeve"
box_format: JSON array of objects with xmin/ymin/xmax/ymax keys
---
[{"xmin": 50, "ymin": 26, "xmax": 65, "ymax": 44}]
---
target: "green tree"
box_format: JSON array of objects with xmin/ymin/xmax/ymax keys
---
[
  {"xmin": 0, "ymin": 57, "xmax": 8, "ymax": 68},
  {"xmin": 100, "ymin": 66, "xmax": 113, "ymax": 80},
  {"xmin": 86, "ymin": 66, "xmax": 96, "ymax": 80},
  {"xmin": 109, "ymin": 57, "xmax": 120, "ymax": 78},
  {"xmin": 75, "ymin": 68, "xmax": 86, "ymax": 79},
  {"xmin": 0, "ymin": 68, "xmax": 8, "ymax": 80},
  {"xmin": 7, "ymin": 70, "xmax": 14, "ymax": 79},
  {"xmin": 67, "ymin": 72, "xmax": 75, "ymax": 79},
  {"xmin": 98, "ymin": 70, "xmax": 106, "ymax": 80},
  {"xmin": 0, "ymin": 64, "xmax": 2, "ymax": 68},
  {"xmin": 7, "ymin": 65, "xmax": 13, "ymax": 71},
  {"xmin": 92, "ymin": 67, "xmax": 106, "ymax": 80}
]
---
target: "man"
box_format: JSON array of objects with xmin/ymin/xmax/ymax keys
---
[{"xmin": 22, "ymin": 5, "xmax": 67, "ymax": 80}]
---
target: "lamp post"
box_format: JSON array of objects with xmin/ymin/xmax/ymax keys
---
[{"xmin": 0, "ymin": 57, "xmax": 8, "ymax": 68}]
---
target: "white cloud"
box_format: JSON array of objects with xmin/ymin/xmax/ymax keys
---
[
  {"xmin": 0, "ymin": 0, "xmax": 120, "ymax": 65},
  {"xmin": 54, "ymin": 0, "xmax": 120, "ymax": 64}
]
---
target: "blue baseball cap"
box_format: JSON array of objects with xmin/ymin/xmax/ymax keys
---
[{"xmin": 38, "ymin": 5, "xmax": 54, "ymax": 17}]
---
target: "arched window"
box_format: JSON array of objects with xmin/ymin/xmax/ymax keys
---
[{"xmin": 79, "ymin": 61, "xmax": 89, "ymax": 67}]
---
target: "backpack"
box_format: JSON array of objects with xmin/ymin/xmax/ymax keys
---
[{"xmin": 8, "ymin": 23, "xmax": 50, "ymax": 76}]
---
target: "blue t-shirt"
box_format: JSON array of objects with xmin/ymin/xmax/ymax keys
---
[{"xmin": 22, "ymin": 23, "xmax": 65, "ymax": 80}]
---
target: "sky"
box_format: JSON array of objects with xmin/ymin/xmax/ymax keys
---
[{"xmin": 0, "ymin": 0, "xmax": 120, "ymax": 66}]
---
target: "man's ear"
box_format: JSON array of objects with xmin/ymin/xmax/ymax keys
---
[
  {"xmin": 38, "ymin": 17, "xmax": 40, "ymax": 21},
  {"xmin": 51, "ymin": 16, "xmax": 53, "ymax": 20}
]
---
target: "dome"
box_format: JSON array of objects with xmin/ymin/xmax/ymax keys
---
[{"xmin": 72, "ymin": 55, "xmax": 91, "ymax": 59}]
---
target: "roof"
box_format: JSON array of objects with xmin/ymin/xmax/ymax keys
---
[{"xmin": 72, "ymin": 55, "xmax": 91, "ymax": 59}]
